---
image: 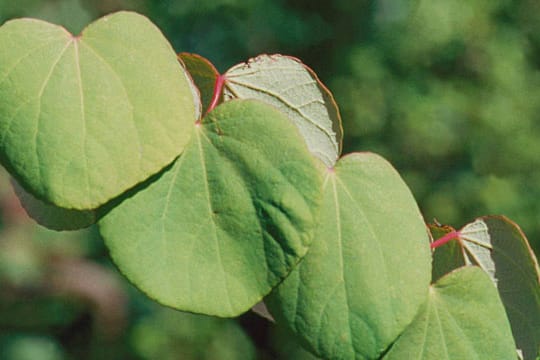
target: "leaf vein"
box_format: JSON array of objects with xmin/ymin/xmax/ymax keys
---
[
  {"xmin": 195, "ymin": 128, "xmax": 234, "ymax": 314},
  {"xmin": 32, "ymin": 40, "xmax": 72, "ymax": 188},
  {"xmin": 226, "ymin": 78, "xmax": 337, "ymax": 148}
]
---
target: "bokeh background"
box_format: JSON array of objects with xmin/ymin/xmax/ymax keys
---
[{"xmin": 1, "ymin": 0, "xmax": 539, "ymax": 358}]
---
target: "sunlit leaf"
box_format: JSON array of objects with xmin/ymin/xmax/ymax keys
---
[
  {"xmin": 0, "ymin": 11, "xmax": 196, "ymax": 209},
  {"xmin": 383, "ymin": 266, "xmax": 517, "ymax": 360},
  {"xmin": 99, "ymin": 99, "xmax": 322, "ymax": 317},
  {"xmin": 224, "ymin": 54, "xmax": 343, "ymax": 167},
  {"xmin": 267, "ymin": 153, "xmax": 431, "ymax": 359}
]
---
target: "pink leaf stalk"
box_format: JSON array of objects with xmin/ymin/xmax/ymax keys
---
[
  {"xmin": 207, "ymin": 74, "xmax": 226, "ymax": 114},
  {"xmin": 430, "ymin": 231, "xmax": 461, "ymax": 249}
]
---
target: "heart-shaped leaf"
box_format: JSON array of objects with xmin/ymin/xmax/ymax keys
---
[
  {"xmin": 431, "ymin": 217, "xmax": 540, "ymax": 360},
  {"xmin": 223, "ymin": 54, "xmax": 343, "ymax": 167},
  {"xmin": 383, "ymin": 266, "xmax": 517, "ymax": 360},
  {"xmin": 179, "ymin": 52, "xmax": 219, "ymax": 115},
  {"xmin": 99, "ymin": 99, "xmax": 323, "ymax": 317},
  {"xmin": 266, "ymin": 153, "xmax": 431, "ymax": 360},
  {"xmin": 0, "ymin": 11, "xmax": 196, "ymax": 209}
]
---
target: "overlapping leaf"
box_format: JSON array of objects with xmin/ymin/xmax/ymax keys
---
[
  {"xmin": 223, "ymin": 54, "xmax": 343, "ymax": 167},
  {"xmin": 459, "ymin": 217, "xmax": 540, "ymax": 360},
  {"xmin": 179, "ymin": 52, "xmax": 219, "ymax": 115},
  {"xmin": 430, "ymin": 225, "xmax": 466, "ymax": 282},
  {"xmin": 383, "ymin": 266, "xmax": 517, "ymax": 359},
  {"xmin": 431, "ymin": 217, "xmax": 540, "ymax": 360},
  {"xmin": 11, "ymin": 179, "xmax": 96, "ymax": 230},
  {"xmin": 0, "ymin": 12, "xmax": 196, "ymax": 209},
  {"xmin": 266, "ymin": 153, "xmax": 431, "ymax": 360},
  {"xmin": 99, "ymin": 100, "xmax": 323, "ymax": 317}
]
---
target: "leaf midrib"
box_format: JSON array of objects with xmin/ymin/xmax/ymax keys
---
[{"xmin": 196, "ymin": 127, "xmax": 234, "ymax": 314}]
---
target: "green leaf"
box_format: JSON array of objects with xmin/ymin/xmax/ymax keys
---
[
  {"xmin": 131, "ymin": 307, "xmax": 256, "ymax": 360},
  {"xmin": 432, "ymin": 238, "xmax": 466, "ymax": 282},
  {"xmin": 223, "ymin": 54, "xmax": 343, "ymax": 167},
  {"xmin": 430, "ymin": 216, "xmax": 540, "ymax": 359},
  {"xmin": 0, "ymin": 11, "xmax": 196, "ymax": 209},
  {"xmin": 99, "ymin": 99, "xmax": 323, "ymax": 317},
  {"xmin": 270, "ymin": 323, "xmax": 323, "ymax": 360},
  {"xmin": 430, "ymin": 224, "xmax": 466, "ymax": 282},
  {"xmin": 266, "ymin": 153, "xmax": 431, "ymax": 360},
  {"xmin": 9, "ymin": 161, "xmax": 168, "ymax": 231},
  {"xmin": 179, "ymin": 52, "xmax": 219, "ymax": 115},
  {"xmin": 11, "ymin": 179, "xmax": 96, "ymax": 231},
  {"xmin": 383, "ymin": 266, "xmax": 517, "ymax": 360},
  {"xmin": 459, "ymin": 216, "xmax": 540, "ymax": 360}
]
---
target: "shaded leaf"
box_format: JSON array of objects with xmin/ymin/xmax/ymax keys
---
[
  {"xmin": 432, "ymin": 239, "xmax": 467, "ymax": 283},
  {"xmin": 270, "ymin": 322, "xmax": 322, "ymax": 360},
  {"xmin": 131, "ymin": 307, "xmax": 256, "ymax": 360},
  {"xmin": 9, "ymin": 160, "xmax": 174, "ymax": 231},
  {"xmin": 11, "ymin": 179, "xmax": 96, "ymax": 231},
  {"xmin": 179, "ymin": 52, "xmax": 219, "ymax": 115},
  {"xmin": 430, "ymin": 224, "xmax": 466, "ymax": 282},
  {"xmin": 224, "ymin": 54, "xmax": 343, "ymax": 167},
  {"xmin": 266, "ymin": 153, "xmax": 431, "ymax": 360},
  {"xmin": 0, "ymin": 11, "xmax": 196, "ymax": 209},
  {"xmin": 383, "ymin": 266, "xmax": 517, "ymax": 360},
  {"xmin": 460, "ymin": 216, "xmax": 540, "ymax": 360},
  {"xmin": 99, "ymin": 100, "xmax": 322, "ymax": 317}
]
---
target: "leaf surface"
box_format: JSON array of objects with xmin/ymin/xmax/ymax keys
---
[
  {"xmin": 11, "ymin": 179, "xmax": 95, "ymax": 230},
  {"xmin": 430, "ymin": 225, "xmax": 466, "ymax": 282},
  {"xmin": 99, "ymin": 99, "xmax": 322, "ymax": 317},
  {"xmin": 179, "ymin": 52, "xmax": 219, "ymax": 115},
  {"xmin": 267, "ymin": 153, "xmax": 431, "ymax": 359},
  {"xmin": 383, "ymin": 267, "xmax": 517, "ymax": 360},
  {"xmin": 224, "ymin": 54, "xmax": 343, "ymax": 167},
  {"xmin": 0, "ymin": 11, "xmax": 196, "ymax": 209},
  {"xmin": 460, "ymin": 216, "xmax": 540, "ymax": 360},
  {"xmin": 430, "ymin": 216, "xmax": 540, "ymax": 359}
]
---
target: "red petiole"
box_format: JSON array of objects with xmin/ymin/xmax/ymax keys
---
[
  {"xmin": 207, "ymin": 74, "xmax": 226, "ymax": 114},
  {"xmin": 430, "ymin": 230, "xmax": 461, "ymax": 249}
]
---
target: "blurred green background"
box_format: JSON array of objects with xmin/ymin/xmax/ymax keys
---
[{"xmin": 1, "ymin": 0, "xmax": 539, "ymax": 358}]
